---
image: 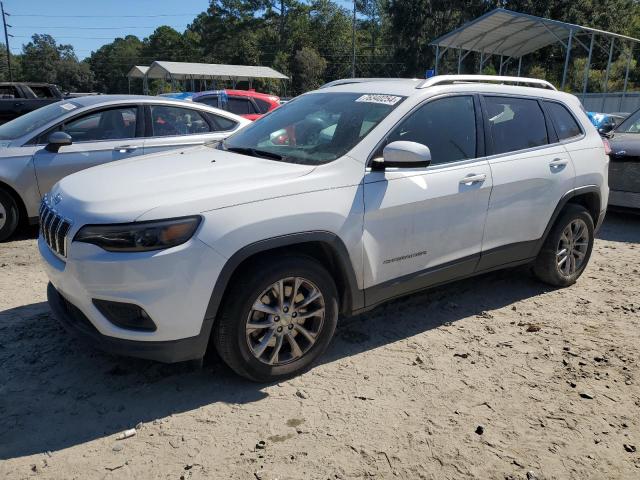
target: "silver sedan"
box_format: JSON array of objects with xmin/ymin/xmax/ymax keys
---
[{"xmin": 0, "ymin": 95, "xmax": 250, "ymax": 241}]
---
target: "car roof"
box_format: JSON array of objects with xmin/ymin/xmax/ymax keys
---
[
  {"xmin": 317, "ymin": 76, "xmax": 576, "ymax": 104},
  {"xmin": 224, "ymin": 89, "xmax": 280, "ymax": 101},
  {"xmin": 322, "ymin": 79, "xmax": 423, "ymax": 96},
  {"xmin": 7, "ymin": 95, "xmax": 250, "ymax": 144},
  {"xmin": 68, "ymin": 94, "xmax": 182, "ymax": 107},
  {"xmin": 62, "ymin": 94, "xmax": 254, "ymax": 116},
  {"xmin": 193, "ymin": 89, "xmax": 280, "ymax": 101},
  {"xmin": 0, "ymin": 82, "xmax": 58, "ymax": 87}
]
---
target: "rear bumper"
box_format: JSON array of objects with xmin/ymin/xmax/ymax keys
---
[
  {"xmin": 608, "ymin": 190, "xmax": 640, "ymax": 209},
  {"xmin": 47, "ymin": 282, "xmax": 211, "ymax": 363}
]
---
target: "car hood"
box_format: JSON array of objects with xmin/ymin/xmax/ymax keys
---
[
  {"xmin": 52, "ymin": 145, "xmax": 316, "ymax": 223},
  {"xmin": 609, "ymin": 132, "xmax": 640, "ymax": 158}
]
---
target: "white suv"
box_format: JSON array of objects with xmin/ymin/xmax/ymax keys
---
[{"xmin": 39, "ymin": 75, "xmax": 609, "ymax": 381}]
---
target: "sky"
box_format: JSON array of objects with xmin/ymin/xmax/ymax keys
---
[{"xmin": 3, "ymin": 0, "xmax": 355, "ymax": 60}]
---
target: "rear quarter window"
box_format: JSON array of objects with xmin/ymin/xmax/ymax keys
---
[
  {"xmin": 544, "ymin": 101, "xmax": 583, "ymax": 140},
  {"xmin": 206, "ymin": 113, "xmax": 237, "ymax": 131},
  {"xmin": 254, "ymin": 98, "xmax": 272, "ymax": 114}
]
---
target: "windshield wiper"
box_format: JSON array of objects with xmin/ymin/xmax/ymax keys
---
[{"xmin": 224, "ymin": 146, "xmax": 283, "ymax": 161}]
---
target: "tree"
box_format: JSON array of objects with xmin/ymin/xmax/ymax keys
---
[
  {"xmin": 10, "ymin": 0, "xmax": 637, "ymax": 95},
  {"xmin": 21, "ymin": 35, "xmax": 61, "ymax": 84},
  {"xmin": 0, "ymin": 43, "xmax": 20, "ymax": 82},
  {"xmin": 142, "ymin": 26, "xmax": 200, "ymax": 63},
  {"xmin": 88, "ymin": 35, "xmax": 143, "ymax": 93},
  {"xmin": 20, "ymin": 34, "xmax": 93, "ymax": 92},
  {"xmin": 292, "ymin": 46, "xmax": 327, "ymax": 93}
]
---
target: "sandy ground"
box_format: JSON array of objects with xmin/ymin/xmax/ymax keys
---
[{"xmin": 0, "ymin": 213, "xmax": 639, "ymax": 480}]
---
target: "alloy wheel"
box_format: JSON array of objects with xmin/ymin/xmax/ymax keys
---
[
  {"xmin": 556, "ymin": 218, "xmax": 589, "ymax": 277},
  {"xmin": 245, "ymin": 276, "xmax": 325, "ymax": 366}
]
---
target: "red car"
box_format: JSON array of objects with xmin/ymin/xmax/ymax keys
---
[{"xmin": 193, "ymin": 89, "xmax": 280, "ymax": 121}]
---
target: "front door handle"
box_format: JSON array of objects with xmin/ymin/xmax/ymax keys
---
[
  {"xmin": 114, "ymin": 145, "xmax": 139, "ymax": 153},
  {"xmin": 549, "ymin": 158, "xmax": 569, "ymax": 168},
  {"xmin": 459, "ymin": 173, "xmax": 486, "ymax": 185}
]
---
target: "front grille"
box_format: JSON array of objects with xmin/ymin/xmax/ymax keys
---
[{"xmin": 39, "ymin": 195, "xmax": 72, "ymax": 258}]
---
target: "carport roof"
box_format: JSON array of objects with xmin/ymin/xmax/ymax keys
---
[
  {"xmin": 430, "ymin": 8, "xmax": 640, "ymax": 58},
  {"xmin": 126, "ymin": 65, "xmax": 149, "ymax": 79},
  {"xmin": 143, "ymin": 61, "xmax": 289, "ymax": 81}
]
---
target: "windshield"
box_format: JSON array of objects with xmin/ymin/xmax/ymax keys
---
[
  {"xmin": 0, "ymin": 100, "xmax": 81, "ymax": 140},
  {"xmin": 222, "ymin": 92, "xmax": 404, "ymax": 164},
  {"xmin": 616, "ymin": 109, "xmax": 640, "ymax": 133}
]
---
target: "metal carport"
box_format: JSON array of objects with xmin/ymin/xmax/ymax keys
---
[
  {"xmin": 132, "ymin": 61, "xmax": 289, "ymax": 94},
  {"xmin": 430, "ymin": 8, "xmax": 640, "ymax": 100},
  {"xmin": 126, "ymin": 66, "xmax": 149, "ymax": 94}
]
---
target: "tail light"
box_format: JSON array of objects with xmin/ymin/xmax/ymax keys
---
[{"xmin": 602, "ymin": 137, "xmax": 612, "ymax": 155}]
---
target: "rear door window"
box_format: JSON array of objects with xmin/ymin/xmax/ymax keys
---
[
  {"xmin": 484, "ymin": 96, "xmax": 548, "ymax": 154},
  {"xmin": 150, "ymin": 105, "xmax": 212, "ymax": 136},
  {"xmin": 195, "ymin": 95, "xmax": 219, "ymax": 108},
  {"xmin": 544, "ymin": 101, "xmax": 583, "ymax": 140},
  {"xmin": 227, "ymin": 97, "xmax": 258, "ymax": 115},
  {"xmin": 30, "ymin": 85, "xmax": 55, "ymax": 98}
]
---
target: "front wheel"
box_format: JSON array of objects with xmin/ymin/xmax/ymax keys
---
[
  {"xmin": 533, "ymin": 204, "xmax": 594, "ymax": 287},
  {"xmin": 213, "ymin": 255, "xmax": 338, "ymax": 382}
]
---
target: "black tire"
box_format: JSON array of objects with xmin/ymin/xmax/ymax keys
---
[
  {"xmin": 533, "ymin": 204, "xmax": 594, "ymax": 287},
  {"xmin": 213, "ymin": 255, "xmax": 338, "ymax": 382},
  {"xmin": 0, "ymin": 188, "xmax": 20, "ymax": 242}
]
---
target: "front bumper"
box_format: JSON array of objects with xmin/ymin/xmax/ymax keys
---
[
  {"xmin": 39, "ymin": 233, "xmax": 227, "ymax": 362},
  {"xmin": 48, "ymin": 283, "xmax": 209, "ymax": 363}
]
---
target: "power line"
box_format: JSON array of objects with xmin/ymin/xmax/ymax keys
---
[
  {"xmin": 9, "ymin": 13, "xmax": 202, "ymax": 18},
  {"xmin": 11, "ymin": 25, "xmax": 189, "ymax": 30},
  {"xmin": 12, "ymin": 35, "xmax": 144, "ymax": 39}
]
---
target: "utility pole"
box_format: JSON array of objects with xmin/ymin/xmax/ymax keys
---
[
  {"xmin": 351, "ymin": 0, "xmax": 356, "ymax": 78},
  {"xmin": 1, "ymin": 1, "xmax": 11, "ymax": 82}
]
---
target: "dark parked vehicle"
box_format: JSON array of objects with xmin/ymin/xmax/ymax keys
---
[
  {"xmin": 0, "ymin": 82, "xmax": 64, "ymax": 124},
  {"xmin": 608, "ymin": 107, "xmax": 640, "ymax": 208}
]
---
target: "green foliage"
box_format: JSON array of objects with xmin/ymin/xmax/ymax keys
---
[
  {"xmin": 293, "ymin": 46, "xmax": 328, "ymax": 92},
  {"xmin": 88, "ymin": 35, "xmax": 143, "ymax": 94},
  {"xmin": 18, "ymin": 34, "xmax": 94, "ymax": 92}
]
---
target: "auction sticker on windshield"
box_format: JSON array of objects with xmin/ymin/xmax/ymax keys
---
[{"xmin": 355, "ymin": 94, "xmax": 402, "ymax": 105}]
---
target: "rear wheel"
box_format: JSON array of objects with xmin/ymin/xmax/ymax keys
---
[
  {"xmin": 213, "ymin": 255, "xmax": 338, "ymax": 382},
  {"xmin": 0, "ymin": 189, "xmax": 19, "ymax": 242},
  {"xmin": 533, "ymin": 204, "xmax": 594, "ymax": 287}
]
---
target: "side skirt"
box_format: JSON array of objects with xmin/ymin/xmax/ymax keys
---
[{"xmin": 356, "ymin": 240, "xmax": 538, "ymax": 315}]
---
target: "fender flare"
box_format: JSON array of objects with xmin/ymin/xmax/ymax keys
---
[
  {"xmin": 200, "ymin": 231, "xmax": 363, "ymax": 336},
  {"xmin": 535, "ymin": 185, "xmax": 602, "ymax": 253}
]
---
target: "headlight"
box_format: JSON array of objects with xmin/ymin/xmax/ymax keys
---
[{"xmin": 74, "ymin": 216, "xmax": 201, "ymax": 252}]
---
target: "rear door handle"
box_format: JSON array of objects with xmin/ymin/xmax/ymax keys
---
[
  {"xmin": 114, "ymin": 145, "xmax": 139, "ymax": 153},
  {"xmin": 549, "ymin": 158, "xmax": 569, "ymax": 168},
  {"xmin": 459, "ymin": 173, "xmax": 486, "ymax": 185}
]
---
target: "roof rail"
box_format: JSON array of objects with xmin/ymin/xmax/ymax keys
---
[
  {"xmin": 417, "ymin": 75, "xmax": 557, "ymax": 91},
  {"xmin": 320, "ymin": 78, "xmax": 417, "ymax": 89}
]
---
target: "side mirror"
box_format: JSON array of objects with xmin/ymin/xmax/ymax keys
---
[
  {"xmin": 45, "ymin": 131, "xmax": 72, "ymax": 153},
  {"xmin": 372, "ymin": 141, "xmax": 431, "ymax": 170}
]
